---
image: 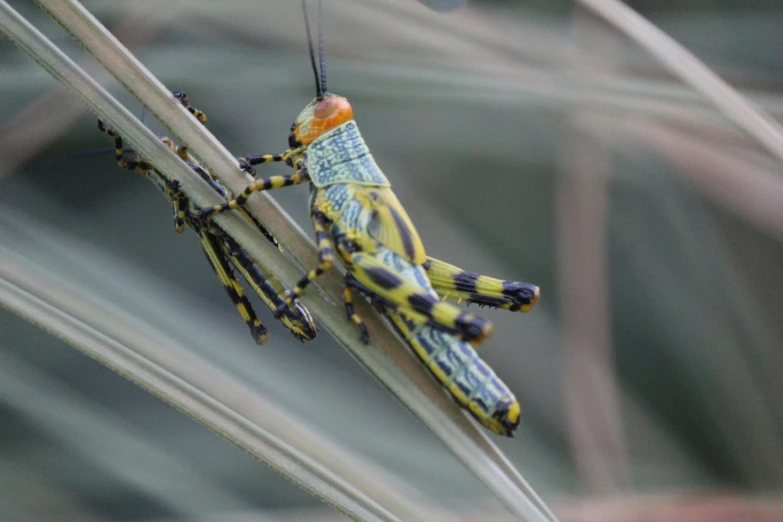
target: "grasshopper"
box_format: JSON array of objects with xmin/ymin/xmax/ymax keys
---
[
  {"xmin": 199, "ymin": 0, "xmax": 539, "ymax": 435},
  {"xmin": 97, "ymin": 92, "xmax": 317, "ymax": 345}
]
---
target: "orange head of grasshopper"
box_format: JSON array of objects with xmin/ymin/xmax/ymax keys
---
[
  {"xmin": 289, "ymin": 93, "xmax": 354, "ymax": 147},
  {"xmin": 289, "ymin": 0, "xmax": 354, "ymax": 148}
]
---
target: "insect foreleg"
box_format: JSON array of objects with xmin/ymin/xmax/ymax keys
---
[
  {"xmin": 275, "ymin": 209, "xmax": 335, "ymax": 316},
  {"xmin": 199, "ymin": 168, "xmax": 312, "ymax": 219},
  {"xmin": 239, "ymin": 148, "xmax": 304, "ymax": 173},
  {"xmin": 424, "ymin": 257, "xmax": 541, "ymax": 312},
  {"xmin": 170, "ymin": 91, "xmax": 299, "ymax": 176}
]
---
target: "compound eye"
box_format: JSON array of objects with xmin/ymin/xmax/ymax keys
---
[{"xmin": 313, "ymin": 97, "xmax": 338, "ymax": 119}]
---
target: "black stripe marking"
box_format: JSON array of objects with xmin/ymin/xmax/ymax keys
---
[
  {"xmin": 312, "ymin": 209, "xmax": 330, "ymax": 225},
  {"xmin": 493, "ymin": 398, "xmax": 519, "ymax": 436},
  {"xmin": 455, "ymin": 313, "xmax": 489, "ymax": 341},
  {"xmin": 453, "ymin": 271, "xmax": 479, "ymax": 294},
  {"xmin": 501, "ymin": 281, "xmax": 537, "ymax": 305},
  {"xmin": 246, "ymin": 214, "xmax": 278, "ymax": 246},
  {"xmin": 364, "ymin": 266, "xmax": 404, "ymax": 290},
  {"xmin": 199, "ymin": 231, "xmax": 267, "ymax": 344},
  {"xmin": 388, "ymin": 205, "xmax": 417, "ymax": 261},
  {"xmin": 468, "ymin": 293, "xmax": 505, "ymax": 308},
  {"xmin": 407, "ymin": 294, "xmax": 436, "ymax": 316},
  {"xmin": 318, "ymin": 247, "xmax": 334, "ymax": 261},
  {"xmin": 219, "ymin": 231, "xmax": 289, "ymax": 311}
]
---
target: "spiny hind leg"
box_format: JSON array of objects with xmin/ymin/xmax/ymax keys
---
[
  {"xmin": 424, "ymin": 257, "xmax": 540, "ymax": 312},
  {"xmin": 349, "ymin": 252, "xmax": 493, "ymax": 345},
  {"xmin": 343, "ymin": 275, "xmax": 370, "ymax": 344},
  {"xmin": 274, "ymin": 209, "xmax": 335, "ymax": 317}
]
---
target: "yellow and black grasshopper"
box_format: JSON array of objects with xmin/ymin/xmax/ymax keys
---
[
  {"xmin": 199, "ymin": 1, "xmax": 540, "ymax": 436},
  {"xmin": 97, "ymin": 93, "xmax": 317, "ymax": 345}
]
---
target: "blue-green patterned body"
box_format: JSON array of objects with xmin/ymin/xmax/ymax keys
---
[
  {"xmin": 305, "ymin": 120, "xmax": 519, "ymax": 434},
  {"xmin": 198, "ymin": 93, "xmax": 532, "ymax": 434}
]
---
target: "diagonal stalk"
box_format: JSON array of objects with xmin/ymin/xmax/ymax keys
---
[{"xmin": 576, "ymin": 0, "xmax": 783, "ymax": 168}]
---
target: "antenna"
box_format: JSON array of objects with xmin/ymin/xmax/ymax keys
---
[
  {"xmin": 302, "ymin": 0, "xmax": 322, "ymax": 99},
  {"xmin": 317, "ymin": 0, "xmax": 327, "ymax": 95}
]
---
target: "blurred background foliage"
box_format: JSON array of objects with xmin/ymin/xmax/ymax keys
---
[{"xmin": 1, "ymin": 0, "xmax": 782, "ymax": 520}]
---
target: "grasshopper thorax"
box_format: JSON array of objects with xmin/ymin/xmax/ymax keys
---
[{"xmin": 289, "ymin": 93, "xmax": 354, "ymax": 148}]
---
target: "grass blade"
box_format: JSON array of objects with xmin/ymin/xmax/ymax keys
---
[
  {"xmin": 414, "ymin": 0, "xmax": 466, "ymax": 12},
  {"xmin": 0, "ymin": 244, "xmax": 410, "ymax": 521},
  {"xmin": 577, "ymin": 0, "xmax": 783, "ymax": 168}
]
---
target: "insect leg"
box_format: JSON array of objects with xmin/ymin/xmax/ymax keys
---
[
  {"xmin": 343, "ymin": 275, "xmax": 370, "ymax": 344},
  {"xmin": 239, "ymin": 150, "xmax": 300, "ymax": 172},
  {"xmin": 199, "ymin": 168, "xmax": 312, "ymax": 219},
  {"xmin": 168, "ymin": 181, "xmax": 188, "ymax": 233},
  {"xmin": 424, "ymin": 257, "xmax": 540, "ymax": 312},
  {"xmin": 170, "ymin": 91, "xmax": 297, "ymax": 177},
  {"xmin": 215, "ymin": 228, "xmax": 318, "ymax": 342},
  {"xmin": 275, "ymin": 209, "xmax": 335, "ymax": 316},
  {"xmin": 173, "ymin": 91, "xmax": 207, "ymax": 124},
  {"xmin": 98, "ymin": 120, "xmax": 188, "ymax": 232},
  {"xmin": 97, "ymin": 120, "xmax": 154, "ymax": 173},
  {"xmin": 195, "ymin": 226, "xmax": 269, "ymax": 345},
  {"xmin": 348, "ymin": 252, "xmax": 494, "ymax": 346}
]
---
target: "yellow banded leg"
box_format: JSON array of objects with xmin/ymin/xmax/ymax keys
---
[
  {"xmin": 343, "ymin": 278, "xmax": 369, "ymax": 344},
  {"xmin": 173, "ymin": 91, "xmax": 207, "ymax": 124},
  {"xmin": 275, "ymin": 210, "xmax": 334, "ymax": 317},
  {"xmin": 160, "ymin": 136, "xmax": 191, "ymax": 162},
  {"xmin": 217, "ymin": 230, "xmax": 317, "ymax": 342},
  {"xmin": 97, "ymin": 120, "xmax": 153, "ymax": 173},
  {"xmin": 349, "ymin": 252, "xmax": 494, "ymax": 346},
  {"xmin": 238, "ymin": 149, "xmax": 304, "ymax": 175},
  {"xmin": 425, "ymin": 256, "xmax": 540, "ymax": 312},
  {"xmin": 157, "ymin": 136, "xmax": 190, "ymax": 233},
  {"xmin": 199, "ymin": 169, "xmax": 311, "ymax": 219},
  {"xmin": 196, "ymin": 228, "xmax": 269, "ymax": 345},
  {"xmin": 171, "ymin": 91, "xmax": 305, "ymax": 175},
  {"xmin": 170, "ymin": 185, "xmax": 187, "ymax": 233},
  {"xmin": 99, "ymin": 120, "xmax": 190, "ymax": 233}
]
